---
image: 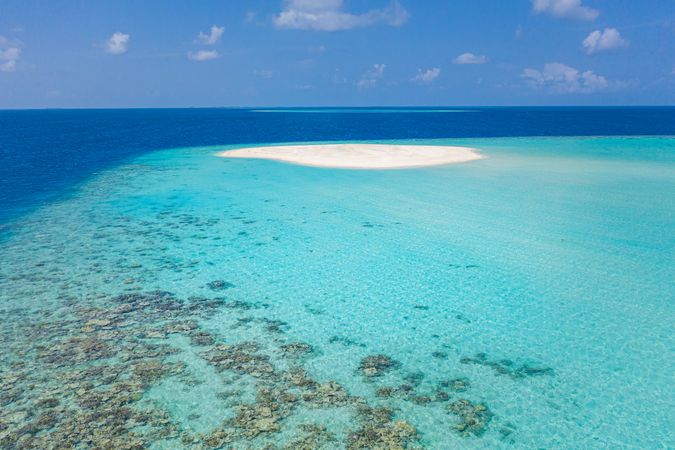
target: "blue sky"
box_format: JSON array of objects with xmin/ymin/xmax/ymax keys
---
[{"xmin": 0, "ymin": 0, "xmax": 673, "ymax": 108}]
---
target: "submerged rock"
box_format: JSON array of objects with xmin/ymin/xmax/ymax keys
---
[
  {"xmin": 348, "ymin": 406, "xmax": 418, "ymax": 449},
  {"xmin": 448, "ymin": 399, "xmax": 492, "ymax": 436},
  {"xmin": 285, "ymin": 423, "xmax": 337, "ymax": 450},
  {"xmin": 233, "ymin": 403, "xmax": 281, "ymax": 437},
  {"xmin": 190, "ymin": 331, "xmax": 215, "ymax": 346},
  {"xmin": 202, "ymin": 428, "xmax": 237, "ymax": 448},
  {"xmin": 460, "ymin": 352, "xmax": 554, "ymax": 379},
  {"xmin": 302, "ymin": 381, "xmax": 352, "ymax": 408},
  {"xmin": 207, "ymin": 280, "xmax": 235, "ymax": 291},
  {"xmin": 359, "ymin": 354, "xmax": 399, "ymax": 378},
  {"xmin": 328, "ymin": 335, "xmax": 366, "ymax": 348},
  {"xmin": 439, "ymin": 378, "xmax": 470, "ymax": 392},
  {"xmin": 202, "ymin": 343, "xmax": 275, "ymax": 378},
  {"xmin": 280, "ymin": 342, "xmax": 313, "ymax": 355},
  {"xmin": 515, "ymin": 365, "xmax": 555, "ymax": 377}
]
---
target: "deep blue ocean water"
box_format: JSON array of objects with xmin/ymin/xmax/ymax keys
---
[
  {"xmin": 0, "ymin": 107, "xmax": 674, "ymax": 449},
  {"xmin": 2, "ymin": 107, "xmax": 674, "ymax": 223}
]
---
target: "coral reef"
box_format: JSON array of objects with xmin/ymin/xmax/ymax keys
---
[
  {"xmin": 207, "ymin": 280, "xmax": 235, "ymax": 291},
  {"xmin": 359, "ymin": 354, "xmax": 400, "ymax": 378},
  {"xmin": 0, "ymin": 285, "xmax": 517, "ymax": 448},
  {"xmin": 448, "ymin": 399, "xmax": 493, "ymax": 436},
  {"xmin": 460, "ymin": 353, "xmax": 554, "ymax": 379},
  {"xmin": 347, "ymin": 406, "xmax": 418, "ymax": 449}
]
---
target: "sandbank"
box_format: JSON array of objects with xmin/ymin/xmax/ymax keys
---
[{"xmin": 216, "ymin": 143, "xmax": 483, "ymax": 169}]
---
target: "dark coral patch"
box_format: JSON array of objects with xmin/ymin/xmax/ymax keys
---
[{"xmin": 359, "ymin": 354, "xmax": 400, "ymax": 378}]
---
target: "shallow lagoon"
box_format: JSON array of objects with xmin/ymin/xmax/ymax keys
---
[{"xmin": 1, "ymin": 136, "xmax": 674, "ymax": 448}]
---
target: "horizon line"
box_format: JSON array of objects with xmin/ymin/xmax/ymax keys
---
[{"xmin": 1, "ymin": 105, "xmax": 675, "ymax": 111}]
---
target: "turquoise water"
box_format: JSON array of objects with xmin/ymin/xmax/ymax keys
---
[{"xmin": 1, "ymin": 136, "xmax": 674, "ymax": 448}]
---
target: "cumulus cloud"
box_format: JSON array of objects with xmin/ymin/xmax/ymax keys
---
[
  {"xmin": 356, "ymin": 63, "xmax": 385, "ymax": 88},
  {"xmin": 454, "ymin": 52, "xmax": 487, "ymax": 65},
  {"xmin": 105, "ymin": 32, "xmax": 130, "ymax": 55},
  {"xmin": 188, "ymin": 50, "xmax": 219, "ymax": 61},
  {"xmin": 522, "ymin": 62, "xmax": 608, "ymax": 93},
  {"xmin": 0, "ymin": 37, "xmax": 20, "ymax": 72},
  {"xmin": 582, "ymin": 28, "xmax": 627, "ymax": 54},
  {"xmin": 531, "ymin": 0, "xmax": 598, "ymax": 21},
  {"xmin": 198, "ymin": 25, "xmax": 224, "ymax": 45},
  {"xmin": 274, "ymin": 0, "xmax": 409, "ymax": 31},
  {"xmin": 411, "ymin": 68, "xmax": 440, "ymax": 84}
]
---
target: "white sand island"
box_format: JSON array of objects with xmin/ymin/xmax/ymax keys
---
[{"xmin": 216, "ymin": 143, "xmax": 483, "ymax": 169}]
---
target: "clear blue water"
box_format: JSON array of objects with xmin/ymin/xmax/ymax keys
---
[
  {"xmin": 0, "ymin": 108, "xmax": 674, "ymax": 449},
  {"xmin": 251, "ymin": 109, "xmax": 476, "ymax": 113}
]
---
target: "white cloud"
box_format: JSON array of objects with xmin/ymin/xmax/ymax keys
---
[
  {"xmin": 522, "ymin": 62, "xmax": 608, "ymax": 93},
  {"xmin": 198, "ymin": 25, "xmax": 224, "ymax": 45},
  {"xmin": 356, "ymin": 63, "xmax": 385, "ymax": 88},
  {"xmin": 308, "ymin": 45, "xmax": 326, "ymax": 54},
  {"xmin": 188, "ymin": 50, "xmax": 219, "ymax": 61},
  {"xmin": 0, "ymin": 37, "xmax": 21, "ymax": 72},
  {"xmin": 411, "ymin": 67, "xmax": 440, "ymax": 84},
  {"xmin": 454, "ymin": 52, "xmax": 487, "ymax": 65},
  {"xmin": 105, "ymin": 32, "xmax": 130, "ymax": 55},
  {"xmin": 0, "ymin": 47, "xmax": 20, "ymax": 61},
  {"xmin": 0, "ymin": 60, "xmax": 16, "ymax": 72},
  {"xmin": 274, "ymin": 0, "xmax": 409, "ymax": 31},
  {"xmin": 582, "ymin": 28, "xmax": 627, "ymax": 54},
  {"xmin": 532, "ymin": 0, "xmax": 598, "ymax": 21}
]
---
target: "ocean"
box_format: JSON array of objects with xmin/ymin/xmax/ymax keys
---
[{"xmin": 1, "ymin": 107, "xmax": 674, "ymax": 449}]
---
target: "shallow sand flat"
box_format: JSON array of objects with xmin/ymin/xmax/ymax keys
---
[{"xmin": 216, "ymin": 143, "xmax": 484, "ymax": 169}]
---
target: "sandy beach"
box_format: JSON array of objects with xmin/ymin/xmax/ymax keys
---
[{"xmin": 216, "ymin": 143, "xmax": 484, "ymax": 169}]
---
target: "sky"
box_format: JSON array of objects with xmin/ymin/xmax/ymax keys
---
[{"xmin": 0, "ymin": 0, "xmax": 674, "ymax": 108}]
